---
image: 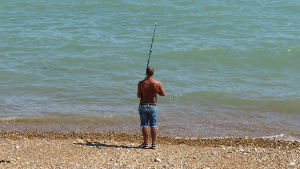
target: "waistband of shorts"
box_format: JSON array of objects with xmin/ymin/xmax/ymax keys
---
[{"xmin": 140, "ymin": 103, "xmax": 157, "ymax": 106}]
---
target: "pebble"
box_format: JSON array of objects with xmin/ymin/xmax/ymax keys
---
[
  {"xmin": 76, "ymin": 139, "xmax": 85, "ymax": 144},
  {"xmin": 154, "ymin": 158, "xmax": 161, "ymax": 162},
  {"xmin": 290, "ymin": 161, "xmax": 295, "ymax": 166},
  {"xmin": 16, "ymin": 145, "xmax": 20, "ymax": 149},
  {"xmin": 163, "ymin": 164, "xmax": 169, "ymax": 168}
]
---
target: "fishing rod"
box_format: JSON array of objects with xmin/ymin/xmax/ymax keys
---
[
  {"xmin": 145, "ymin": 22, "xmax": 157, "ymax": 75},
  {"xmin": 138, "ymin": 22, "xmax": 158, "ymax": 107}
]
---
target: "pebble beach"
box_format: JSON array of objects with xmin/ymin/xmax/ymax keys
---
[
  {"xmin": 1, "ymin": 131, "xmax": 299, "ymax": 168},
  {"xmin": 1, "ymin": 1, "xmax": 300, "ymax": 168}
]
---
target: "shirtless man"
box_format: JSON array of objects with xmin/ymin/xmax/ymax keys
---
[{"xmin": 137, "ymin": 66, "xmax": 166, "ymax": 149}]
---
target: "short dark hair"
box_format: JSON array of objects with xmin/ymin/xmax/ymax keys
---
[{"xmin": 146, "ymin": 66, "xmax": 154, "ymax": 76}]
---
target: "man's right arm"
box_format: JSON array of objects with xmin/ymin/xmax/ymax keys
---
[
  {"xmin": 158, "ymin": 82, "xmax": 166, "ymax": 96},
  {"xmin": 137, "ymin": 82, "xmax": 142, "ymax": 98}
]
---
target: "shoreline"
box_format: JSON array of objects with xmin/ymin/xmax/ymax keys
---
[
  {"xmin": 1, "ymin": 130, "xmax": 300, "ymax": 149},
  {"xmin": 1, "ymin": 121, "xmax": 299, "ymax": 142},
  {"xmin": 1, "ymin": 130, "xmax": 300, "ymax": 168}
]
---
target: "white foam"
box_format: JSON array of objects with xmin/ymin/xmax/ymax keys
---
[
  {"xmin": 263, "ymin": 134, "xmax": 284, "ymax": 139},
  {"xmin": 0, "ymin": 116, "xmax": 17, "ymax": 121}
]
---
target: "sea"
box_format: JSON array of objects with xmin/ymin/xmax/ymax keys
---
[{"xmin": 0, "ymin": 0, "xmax": 299, "ymax": 140}]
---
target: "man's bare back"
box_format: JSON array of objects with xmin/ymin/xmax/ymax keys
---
[
  {"xmin": 137, "ymin": 76, "xmax": 165, "ymax": 104},
  {"xmin": 137, "ymin": 66, "xmax": 165, "ymax": 149}
]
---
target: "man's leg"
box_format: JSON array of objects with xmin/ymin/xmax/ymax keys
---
[
  {"xmin": 150, "ymin": 106, "xmax": 158, "ymax": 146},
  {"xmin": 142, "ymin": 127, "xmax": 149, "ymax": 145},
  {"xmin": 139, "ymin": 106, "xmax": 149, "ymax": 146},
  {"xmin": 150, "ymin": 127, "xmax": 157, "ymax": 145}
]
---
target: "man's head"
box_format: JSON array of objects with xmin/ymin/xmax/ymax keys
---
[{"xmin": 146, "ymin": 66, "xmax": 154, "ymax": 76}]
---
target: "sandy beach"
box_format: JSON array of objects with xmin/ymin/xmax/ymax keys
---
[{"xmin": 0, "ymin": 131, "xmax": 299, "ymax": 168}]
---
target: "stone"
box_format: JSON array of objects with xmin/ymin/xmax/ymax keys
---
[
  {"xmin": 290, "ymin": 161, "xmax": 295, "ymax": 166},
  {"xmin": 76, "ymin": 139, "xmax": 84, "ymax": 144},
  {"xmin": 154, "ymin": 158, "xmax": 161, "ymax": 162}
]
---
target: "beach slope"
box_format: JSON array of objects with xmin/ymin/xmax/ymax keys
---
[{"xmin": 1, "ymin": 131, "xmax": 299, "ymax": 168}]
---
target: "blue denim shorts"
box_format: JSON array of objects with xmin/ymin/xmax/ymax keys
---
[{"xmin": 138, "ymin": 104, "xmax": 158, "ymax": 127}]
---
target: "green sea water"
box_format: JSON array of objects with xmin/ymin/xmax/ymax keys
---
[{"xmin": 0, "ymin": 0, "xmax": 300, "ymax": 138}]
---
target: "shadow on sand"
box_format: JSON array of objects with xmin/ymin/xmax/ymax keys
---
[
  {"xmin": 0, "ymin": 160, "xmax": 10, "ymax": 164},
  {"xmin": 74, "ymin": 141, "xmax": 140, "ymax": 149}
]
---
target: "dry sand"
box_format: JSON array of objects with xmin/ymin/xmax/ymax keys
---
[{"xmin": 1, "ymin": 131, "xmax": 300, "ymax": 168}]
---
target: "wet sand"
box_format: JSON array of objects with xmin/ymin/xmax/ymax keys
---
[{"xmin": 1, "ymin": 131, "xmax": 300, "ymax": 168}]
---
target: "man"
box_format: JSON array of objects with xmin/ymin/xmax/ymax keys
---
[{"xmin": 137, "ymin": 66, "xmax": 165, "ymax": 149}]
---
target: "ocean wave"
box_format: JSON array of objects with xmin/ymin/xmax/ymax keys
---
[{"xmin": 166, "ymin": 91, "xmax": 300, "ymax": 114}]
